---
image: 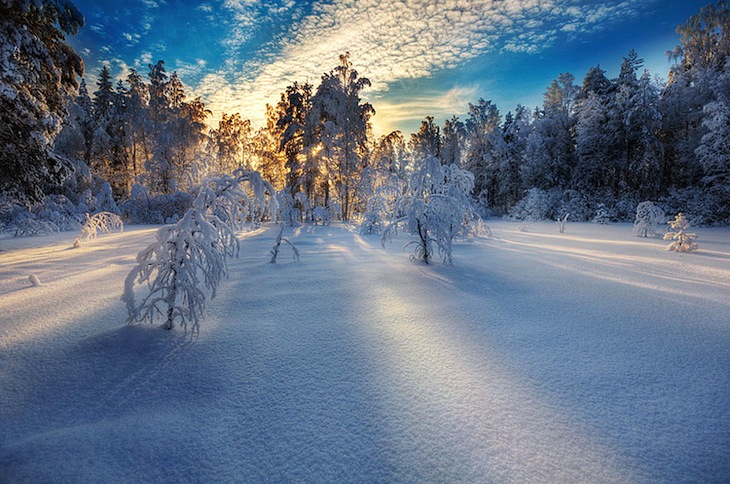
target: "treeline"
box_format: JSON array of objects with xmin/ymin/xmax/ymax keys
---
[{"xmin": 2, "ymin": 0, "xmax": 730, "ymax": 228}]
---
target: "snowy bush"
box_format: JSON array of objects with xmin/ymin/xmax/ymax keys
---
[
  {"xmin": 35, "ymin": 194, "xmax": 85, "ymax": 232},
  {"xmin": 14, "ymin": 219, "xmax": 59, "ymax": 237},
  {"xmin": 509, "ymin": 188, "xmax": 555, "ymax": 221},
  {"xmin": 119, "ymin": 185, "xmax": 194, "ymax": 225},
  {"xmin": 614, "ymin": 195, "xmax": 640, "ymax": 222},
  {"xmin": 633, "ymin": 201, "xmax": 665, "ymax": 237},
  {"xmin": 382, "ymin": 156, "xmax": 479, "ymax": 265},
  {"xmin": 592, "ymin": 204, "xmax": 614, "ymax": 224},
  {"xmin": 664, "ymin": 213, "xmax": 698, "ymax": 252},
  {"xmin": 360, "ymin": 183, "xmax": 400, "ymax": 235},
  {"xmin": 277, "ymin": 191, "xmax": 301, "ymax": 227},
  {"xmin": 74, "ymin": 212, "xmax": 124, "ymax": 247},
  {"xmin": 359, "ymin": 210, "xmax": 382, "ymax": 235},
  {"xmin": 659, "ymin": 187, "xmax": 712, "ymax": 227},
  {"xmin": 559, "ymin": 190, "xmax": 591, "ymax": 222},
  {"xmin": 313, "ymin": 206, "xmax": 332, "ymax": 226},
  {"xmin": 123, "ymin": 208, "xmax": 237, "ymax": 334}
]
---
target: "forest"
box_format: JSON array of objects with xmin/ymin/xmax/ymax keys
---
[{"xmin": 1, "ymin": 0, "xmax": 730, "ymax": 233}]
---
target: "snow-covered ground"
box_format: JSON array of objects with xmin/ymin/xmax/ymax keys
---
[{"xmin": 1, "ymin": 220, "xmax": 729, "ymax": 482}]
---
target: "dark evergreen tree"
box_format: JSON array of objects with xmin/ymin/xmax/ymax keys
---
[{"xmin": 0, "ymin": 0, "xmax": 84, "ymax": 204}]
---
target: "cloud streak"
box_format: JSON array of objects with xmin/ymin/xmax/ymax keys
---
[{"xmin": 199, "ymin": 0, "xmax": 655, "ymax": 131}]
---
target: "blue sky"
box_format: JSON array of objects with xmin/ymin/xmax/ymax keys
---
[{"xmin": 68, "ymin": 0, "xmax": 709, "ymax": 136}]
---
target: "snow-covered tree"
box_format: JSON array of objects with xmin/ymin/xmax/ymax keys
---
[
  {"xmin": 664, "ymin": 212, "xmax": 698, "ymax": 252},
  {"xmin": 441, "ymin": 115, "xmax": 464, "ymax": 167},
  {"xmin": 0, "ymin": 0, "xmax": 84, "ymax": 204},
  {"xmin": 696, "ymin": 94, "xmax": 730, "ymax": 224},
  {"xmin": 382, "ymin": 156, "xmax": 477, "ymax": 265},
  {"xmin": 462, "ymin": 98, "xmax": 501, "ymax": 208},
  {"xmin": 123, "ymin": 170, "xmax": 277, "ymax": 334},
  {"xmin": 409, "ymin": 116, "xmax": 441, "ymax": 161},
  {"xmin": 633, "ymin": 201, "xmax": 665, "ymax": 237},
  {"xmin": 509, "ymin": 187, "xmax": 555, "ymax": 221},
  {"xmin": 307, "ymin": 53, "xmax": 374, "ymax": 220},
  {"xmin": 276, "ymin": 81, "xmax": 312, "ymax": 193}
]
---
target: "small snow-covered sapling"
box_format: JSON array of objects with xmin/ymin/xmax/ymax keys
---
[
  {"xmin": 557, "ymin": 213, "xmax": 569, "ymax": 233},
  {"xmin": 270, "ymin": 224, "xmax": 300, "ymax": 263},
  {"xmin": 664, "ymin": 212, "xmax": 698, "ymax": 252}
]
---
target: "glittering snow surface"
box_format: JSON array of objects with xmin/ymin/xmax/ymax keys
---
[{"xmin": 1, "ymin": 221, "xmax": 728, "ymax": 482}]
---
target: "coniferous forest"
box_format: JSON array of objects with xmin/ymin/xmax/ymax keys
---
[{"xmin": 2, "ymin": 0, "xmax": 730, "ymax": 231}]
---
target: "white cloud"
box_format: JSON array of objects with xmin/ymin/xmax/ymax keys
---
[{"xmin": 201, "ymin": 0, "xmax": 655, "ymax": 128}]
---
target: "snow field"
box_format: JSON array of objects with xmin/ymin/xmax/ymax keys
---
[{"xmin": 1, "ymin": 221, "xmax": 729, "ymax": 482}]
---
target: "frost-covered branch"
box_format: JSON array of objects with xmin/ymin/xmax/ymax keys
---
[{"xmin": 270, "ymin": 224, "xmax": 300, "ymax": 263}]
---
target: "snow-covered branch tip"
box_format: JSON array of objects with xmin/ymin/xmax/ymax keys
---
[
  {"xmin": 270, "ymin": 224, "xmax": 300, "ymax": 263},
  {"xmin": 73, "ymin": 212, "xmax": 123, "ymax": 247}
]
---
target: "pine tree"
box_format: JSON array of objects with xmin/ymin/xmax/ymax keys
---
[
  {"xmin": 409, "ymin": 116, "xmax": 441, "ymax": 161},
  {"xmin": 441, "ymin": 115, "xmax": 464, "ymax": 167},
  {"xmin": 633, "ymin": 201, "xmax": 665, "ymax": 237},
  {"xmin": 277, "ymin": 81, "xmax": 312, "ymax": 194},
  {"xmin": 663, "ymin": 212, "xmax": 698, "ymax": 252}
]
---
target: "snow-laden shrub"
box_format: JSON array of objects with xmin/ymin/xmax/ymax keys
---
[
  {"xmin": 659, "ymin": 187, "xmax": 712, "ymax": 227},
  {"xmin": 664, "ymin": 213, "xmax": 698, "ymax": 252},
  {"xmin": 35, "ymin": 194, "xmax": 85, "ymax": 231},
  {"xmin": 278, "ymin": 191, "xmax": 301, "ymax": 227},
  {"xmin": 360, "ymin": 210, "xmax": 382, "ymax": 235},
  {"xmin": 73, "ymin": 212, "xmax": 124, "ymax": 247},
  {"xmin": 313, "ymin": 206, "xmax": 332, "ymax": 226},
  {"xmin": 633, "ymin": 201, "xmax": 665, "ymax": 237},
  {"xmin": 592, "ymin": 204, "xmax": 614, "ymax": 224},
  {"xmin": 120, "ymin": 185, "xmax": 194, "ymax": 225},
  {"xmin": 123, "ymin": 207, "xmax": 237, "ymax": 334},
  {"xmin": 382, "ymin": 156, "xmax": 479, "ymax": 265},
  {"xmin": 95, "ymin": 182, "xmax": 120, "ymax": 214},
  {"xmin": 559, "ymin": 190, "xmax": 591, "ymax": 222},
  {"xmin": 14, "ymin": 218, "xmax": 59, "ymax": 237},
  {"xmin": 360, "ymin": 182, "xmax": 400, "ymax": 235},
  {"xmin": 509, "ymin": 188, "xmax": 555, "ymax": 221},
  {"xmin": 614, "ymin": 195, "xmax": 640, "ymax": 222}
]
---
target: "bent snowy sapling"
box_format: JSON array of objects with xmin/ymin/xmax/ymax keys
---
[{"xmin": 123, "ymin": 170, "xmax": 277, "ymax": 334}]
